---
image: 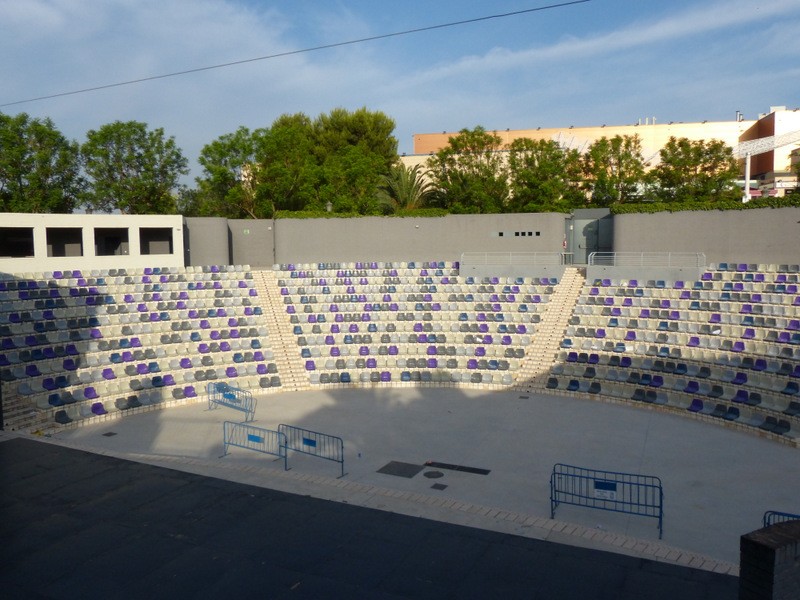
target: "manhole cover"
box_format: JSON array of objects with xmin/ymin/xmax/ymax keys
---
[
  {"xmin": 376, "ymin": 461, "xmax": 425, "ymax": 478},
  {"xmin": 519, "ymin": 395, "xmax": 530, "ymax": 400},
  {"xmin": 423, "ymin": 470, "xmax": 444, "ymax": 479},
  {"xmin": 101, "ymin": 432, "xmax": 117, "ymax": 437}
]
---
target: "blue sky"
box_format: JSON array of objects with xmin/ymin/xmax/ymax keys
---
[{"xmin": 2, "ymin": 0, "xmax": 799, "ymax": 180}]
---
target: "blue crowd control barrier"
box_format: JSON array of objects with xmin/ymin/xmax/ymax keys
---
[
  {"xmin": 763, "ymin": 510, "xmax": 800, "ymax": 527},
  {"xmin": 222, "ymin": 421, "xmax": 287, "ymax": 470},
  {"xmin": 207, "ymin": 381, "xmax": 256, "ymax": 422},
  {"xmin": 278, "ymin": 424, "xmax": 345, "ymax": 478},
  {"xmin": 550, "ymin": 463, "xmax": 664, "ymax": 539}
]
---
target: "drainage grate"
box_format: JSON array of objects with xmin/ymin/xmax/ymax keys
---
[
  {"xmin": 376, "ymin": 461, "xmax": 425, "ymax": 478},
  {"xmin": 101, "ymin": 432, "xmax": 117, "ymax": 437},
  {"xmin": 519, "ymin": 395, "xmax": 530, "ymax": 400},
  {"xmin": 423, "ymin": 470, "xmax": 444, "ymax": 479},
  {"xmin": 431, "ymin": 483, "xmax": 448, "ymax": 491},
  {"xmin": 424, "ymin": 461, "xmax": 490, "ymax": 476}
]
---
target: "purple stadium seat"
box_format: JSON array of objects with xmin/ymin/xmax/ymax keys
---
[
  {"xmin": 684, "ymin": 381, "xmax": 700, "ymax": 394},
  {"xmin": 687, "ymin": 399, "xmax": 703, "ymax": 413}
]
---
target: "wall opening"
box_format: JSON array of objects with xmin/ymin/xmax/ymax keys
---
[
  {"xmin": 46, "ymin": 228, "xmax": 84, "ymax": 257},
  {"xmin": 94, "ymin": 228, "xmax": 129, "ymax": 256},
  {"xmin": 139, "ymin": 227, "xmax": 174, "ymax": 255},
  {"xmin": 0, "ymin": 227, "xmax": 34, "ymax": 257}
]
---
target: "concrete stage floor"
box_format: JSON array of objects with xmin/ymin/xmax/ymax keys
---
[{"xmin": 4, "ymin": 386, "xmax": 796, "ymax": 597}]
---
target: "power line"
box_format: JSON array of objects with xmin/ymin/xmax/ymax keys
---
[{"xmin": 1, "ymin": 1, "xmax": 591, "ymax": 108}]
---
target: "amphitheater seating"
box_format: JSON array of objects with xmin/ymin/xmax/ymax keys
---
[
  {"xmin": 0, "ymin": 265, "xmax": 280, "ymax": 430},
  {"xmin": 275, "ymin": 261, "xmax": 552, "ymax": 388},
  {"xmin": 2, "ymin": 260, "xmax": 798, "ymax": 446},
  {"xmin": 548, "ymin": 264, "xmax": 799, "ymax": 442}
]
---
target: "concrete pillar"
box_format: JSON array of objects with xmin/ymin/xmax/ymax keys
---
[{"xmin": 739, "ymin": 520, "xmax": 800, "ymax": 599}]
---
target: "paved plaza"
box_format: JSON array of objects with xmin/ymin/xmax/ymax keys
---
[{"xmin": 4, "ymin": 386, "xmax": 798, "ymax": 597}]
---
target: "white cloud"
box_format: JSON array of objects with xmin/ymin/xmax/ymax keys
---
[
  {"xmin": 1, "ymin": 0, "xmax": 798, "ymax": 175},
  {"xmin": 393, "ymin": 0, "xmax": 800, "ymax": 87}
]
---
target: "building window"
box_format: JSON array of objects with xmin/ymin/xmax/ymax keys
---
[
  {"xmin": 94, "ymin": 228, "xmax": 129, "ymax": 256},
  {"xmin": 140, "ymin": 227, "xmax": 174, "ymax": 255},
  {"xmin": 47, "ymin": 228, "xmax": 83, "ymax": 257},
  {"xmin": 0, "ymin": 227, "xmax": 34, "ymax": 257}
]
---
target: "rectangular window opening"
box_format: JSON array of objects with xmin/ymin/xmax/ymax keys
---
[
  {"xmin": 139, "ymin": 227, "xmax": 174, "ymax": 255},
  {"xmin": 0, "ymin": 227, "xmax": 34, "ymax": 257},
  {"xmin": 94, "ymin": 228, "xmax": 129, "ymax": 256},
  {"xmin": 47, "ymin": 227, "xmax": 84, "ymax": 257}
]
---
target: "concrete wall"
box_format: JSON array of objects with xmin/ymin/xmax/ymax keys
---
[
  {"xmin": 273, "ymin": 213, "xmax": 567, "ymax": 265},
  {"xmin": 228, "ymin": 219, "xmax": 274, "ymax": 268},
  {"xmin": 0, "ymin": 213, "xmax": 184, "ymax": 275},
  {"xmin": 613, "ymin": 207, "xmax": 800, "ymax": 265},
  {"xmin": 183, "ymin": 217, "xmax": 230, "ymax": 267}
]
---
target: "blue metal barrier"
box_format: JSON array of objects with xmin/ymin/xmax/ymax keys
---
[
  {"xmin": 550, "ymin": 463, "xmax": 664, "ymax": 538},
  {"xmin": 207, "ymin": 381, "xmax": 257, "ymax": 422},
  {"xmin": 763, "ymin": 510, "xmax": 800, "ymax": 527},
  {"xmin": 222, "ymin": 421, "xmax": 287, "ymax": 470},
  {"xmin": 278, "ymin": 424, "xmax": 345, "ymax": 478}
]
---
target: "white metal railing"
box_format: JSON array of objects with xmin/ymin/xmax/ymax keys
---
[
  {"xmin": 587, "ymin": 252, "xmax": 706, "ymax": 268},
  {"xmin": 460, "ymin": 252, "xmax": 565, "ymax": 267}
]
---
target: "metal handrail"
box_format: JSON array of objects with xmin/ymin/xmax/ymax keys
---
[
  {"xmin": 461, "ymin": 252, "xmax": 565, "ymax": 266},
  {"xmin": 588, "ymin": 252, "xmax": 706, "ymax": 268}
]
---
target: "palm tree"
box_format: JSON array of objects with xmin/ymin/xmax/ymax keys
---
[{"xmin": 377, "ymin": 163, "xmax": 434, "ymax": 213}]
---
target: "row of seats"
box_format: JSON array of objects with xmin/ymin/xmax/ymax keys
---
[
  {"xmin": 2, "ymin": 261, "xmax": 797, "ymax": 447},
  {"xmin": 548, "ymin": 264, "xmax": 800, "ymax": 441},
  {"xmin": 278, "ymin": 264, "xmax": 554, "ymax": 386},
  {"xmin": 0, "ymin": 265, "xmax": 281, "ymax": 429}
]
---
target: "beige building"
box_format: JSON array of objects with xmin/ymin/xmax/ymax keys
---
[{"xmin": 404, "ymin": 106, "xmax": 800, "ymax": 196}]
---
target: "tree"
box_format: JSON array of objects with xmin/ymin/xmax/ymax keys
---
[
  {"xmin": 312, "ymin": 107, "xmax": 398, "ymax": 215},
  {"xmin": 793, "ymin": 151, "xmax": 800, "ymax": 181},
  {"xmin": 313, "ymin": 107, "xmax": 398, "ymax": 172},
  {"xmin": 193, "ymin": 126, "xmax": 266, "ymax": 218},
  {"xmin": 427, "ymin": 126, "xmax": 509, "ymax": 213},
  {"xmin": 192, "ymin": 108, "xmax": 398, "ymax": 217},
  {"xmin": 0, "ymin": 112, "xmax": 84, "ymax": 213},
  {"xmin": 507, "ymin": 138, "xmax": 584, "ymax": 212},
  {"xmin": 377, "ymin": 163, "xmax": 434, "ymax": 213},
  {"xmin": 648, "ymin": 137, "xmax": 742, "ymax": 203},
  {"xmin": 253, "ymin": 113, "xmax": 319, "ymax": 216},
  {"xmin": 81, "ymin": 121, "xmax": 188, "ymax": 214},
  {"xmin": 582, "ymin": 135, "xmax": 646, "ymax": 206}
]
